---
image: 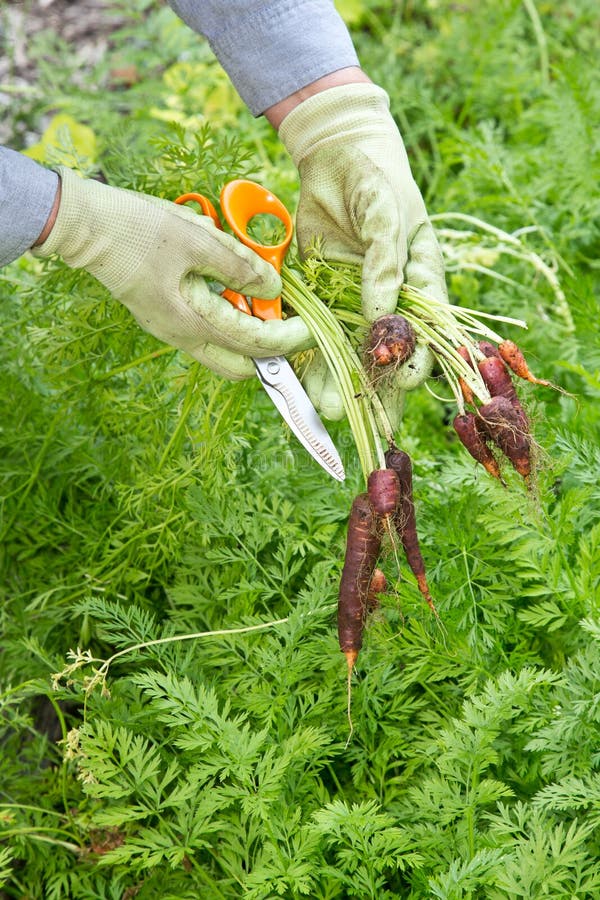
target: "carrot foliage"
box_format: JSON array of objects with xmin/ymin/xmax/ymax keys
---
[{"xmin": 2, "ymin": 1, "xmax": 600, "ymax": 897}]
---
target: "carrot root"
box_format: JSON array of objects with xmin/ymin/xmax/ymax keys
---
[
  {"xmin": 366, "ymin": 568, "xmax": 387, "ymax": 612},
  {"xmin": 498, "ymin": 339, "xmax": 551, "ymax": 386},
  {"xmin": 384, "ymin": 447, "xmax": 437, "ymax": 614},
  {"xmin": 367, "ymin": 468, "xmax": 401, "ymax": 518},
  {"xmin": 338, "ymin": 493, "xmax": 382, "ymax": 665},
  {"xmin": 478, "ymin": 396, "xmax": 532, "ymax": 479},
  {"xmin": 344, "ymin": 649, "xmax": 359, "ymax": 675},
  {"xmin": 453, "ymin": 412, "xmax": 504, "ymax": 482},
  {"xmin": 366, "ymin": 315, "xmax": 416, "ymax": 368},
  {"xmin": 478, "ymin": 340, "xmax": 501, "ymax": 360}
]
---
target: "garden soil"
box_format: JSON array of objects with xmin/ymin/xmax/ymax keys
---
[{"xmin": 0, "ymin": 0, "xmax": 128, "ymax": 144}]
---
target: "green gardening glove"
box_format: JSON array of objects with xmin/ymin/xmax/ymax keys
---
[
  {"xmin": 279, "ymin": 83, "xmax": 448, "ymax": 423},
  {"xmin": 33, "ymin": 167, "xmax": 314, "ymax": 379}
]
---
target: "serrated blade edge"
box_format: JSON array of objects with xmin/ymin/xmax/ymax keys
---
[{"xmin": 254, "ymin": 357, "xmax": 345, "ymax": 482}]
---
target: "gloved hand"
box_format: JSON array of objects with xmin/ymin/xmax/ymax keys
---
[
  {"xmin": 33, "ymin": 167, "xmax": 314, "ymax": 379},
  {"xmin": 279, "ymin": 83, "xmax": 447, "ymax": 422}
]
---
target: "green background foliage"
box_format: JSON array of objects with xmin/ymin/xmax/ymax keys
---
[{"xmin": 1, "ymin": 1, "xmax": 599, "ymax": 896}]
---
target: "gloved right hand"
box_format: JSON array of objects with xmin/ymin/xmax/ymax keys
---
[
  {"xmin": 33, "ymin": 167, "xmax": 314, "ymax": 379},
  {"xmin": 278, "ymin": 83, "xmax": 446, "ymax": 424}
]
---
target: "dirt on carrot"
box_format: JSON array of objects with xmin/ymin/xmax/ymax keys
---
[
  {"xmin": 478, "ymin": 395, "xmax": 532, "ymax": 479},
  {"xmin": 366, "ymin": 314, "xmax": 416, "ymax": 368}
]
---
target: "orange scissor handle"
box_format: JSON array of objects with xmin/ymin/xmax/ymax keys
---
[
  {"xmin": 175, "ymin": 192, "xmax": 251, "ymax": 316},
  {"xmin": 220, "ymin": 180, "xmax": 293, "ymax": 321}
]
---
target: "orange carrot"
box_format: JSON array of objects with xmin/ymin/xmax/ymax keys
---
[
  {"xmin": 498, "ymin": 340, "xmax": 552, "ymax": 386},
  {"xmin": 456, "ymin": 345, "xmax": 475, "ymax": 404},
  {"xmin": 366, "ymin": 568, "xmax": 387, "ymax": 612}
]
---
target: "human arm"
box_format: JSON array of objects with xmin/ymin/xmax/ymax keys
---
[
  {"xmin": 0, "ymin": 154, "xmax": 313, "ymax": 377},
  {"xmin": 165, "ymin": 2, "xmax": 447, "ymax": 420},
  {"xmin": 164, "ymin": 1, "xmax": 445, "ymax": 305},
  {"xmin": 0, "ymin": 147, "xmax": 60, "ymax": 267}
]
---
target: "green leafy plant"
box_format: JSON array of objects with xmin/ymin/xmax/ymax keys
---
[{"xmin": 2, "ymin": 1, "xmax": 600, "ymax": 898}]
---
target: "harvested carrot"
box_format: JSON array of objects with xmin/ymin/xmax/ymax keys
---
[
  {"xmin": 498, "ymin": 339, "xmax": 552, "ymax": 387},
  {"xmin": 453, "ymin": 412, "xmax": 504, "ymax": 482},
  {"xmin": 456, "ymin": 345, "xmax": 475, "ymax": 404},
  {"xmin": 338, "ymin": 493, "xmax": 383, "ymax": 673},
  {"xmin": 367, "ymin": 467, "xmax": 401, "ymax": 518},
  {"xmin": 477, "ymin": 353, "xmax": 530, "ymax": 429},
  {"xmin": 478, "ymin": 396, "xmax": 532, "ymax": 479},
  {"xmin": 366, "ymin": 314, "xmax": 416, "ymax": 367},
  {"xmin": 384, "ymin": 448, "xmax": 436, "ymax": 613},
  {"xmin": 366, "ymin": 568, "xmax": 387, "ymax": 612},
  {"xmin": 477, "ymin": 355, "xmax": 519, "ymax": 403}
]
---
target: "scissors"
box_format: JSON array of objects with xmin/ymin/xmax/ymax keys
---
[{"xmin": 175, "ymin": 179, "xmax": 345, "ymax": 482}]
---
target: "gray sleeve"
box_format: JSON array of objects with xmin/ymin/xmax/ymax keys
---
[
  {"xmin": 166, "ymin": 0, "xmax": 360, "ymax": 115},
  {"xmin": 0, "ymin": 147, "xmax": 59, "ymax": 268}
]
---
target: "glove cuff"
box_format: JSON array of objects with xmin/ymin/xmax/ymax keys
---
[
  {"xmin": 278, "ymin": 83, "xmax": 391, "ymax": 167},
  {"xmin": 33, "ymin": 167, "xmax": 165, "ymax": 294}
]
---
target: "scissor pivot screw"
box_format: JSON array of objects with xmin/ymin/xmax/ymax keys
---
[{"xmin": 266, "ymin": 361, "xmax": 280, "ymax": 376}]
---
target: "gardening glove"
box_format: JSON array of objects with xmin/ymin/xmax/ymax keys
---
[
  {"xmin": 279, "ymin": 83, "xmax": 447, "ymax": 421},
  {"xmin": 33, "ymin": 167, "xmax": 314, "ymax": 379}
]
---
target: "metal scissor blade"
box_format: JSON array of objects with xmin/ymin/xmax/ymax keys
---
[{"xmin": 254, "ymin": 356, "xmax": 345, "ymax": 482}]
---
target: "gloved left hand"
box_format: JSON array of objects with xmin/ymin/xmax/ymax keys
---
[{"xmin": 33, "ymin": 166, "xmax": 314, "ymax": 379}]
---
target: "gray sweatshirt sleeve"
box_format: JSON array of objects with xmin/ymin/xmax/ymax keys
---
[
  {"xmin": 0, "ymin": 148, "xmax": 59, "ymax": 268},
  {"xmin": 166, "ymin": 0, "xmax": 360, "ymax": 115}
]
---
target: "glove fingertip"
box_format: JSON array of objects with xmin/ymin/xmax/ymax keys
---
[
  {"xmin": 319, "ymin": 393, "xmax": 346, "ymax": 421},
  {"xmin": 191, "ymin": 342, "xmax": 256, "ymax": 380},
  {"xmin": 319, "ymin": 371, "xmax": 346, "ymax": 422}
]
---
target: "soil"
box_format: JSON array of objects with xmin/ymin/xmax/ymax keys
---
[{"xmin": 0, "ymin": 0, "xmax": 127, "ymax": 144}]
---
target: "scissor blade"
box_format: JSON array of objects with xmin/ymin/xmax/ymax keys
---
[{"xmin": 254, "ymin": 356, "xmax": 345, "ymax": 482}]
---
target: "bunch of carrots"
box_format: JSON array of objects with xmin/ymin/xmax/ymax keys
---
[
  {"xmin": 340, "ymin": 315, "xmax": 557, "ymax": 679},
  {"xmin": 282, "ymin": 259, "xmax": 558, "ymax": 681}
]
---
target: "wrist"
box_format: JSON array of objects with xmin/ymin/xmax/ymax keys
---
[
  {"xmin": 32, "ymin": 177, "xmax": 62, "ymax": 247},
  {"xmin": 264, "ymin": 67, "xmax": 372, "ymax": 130},
  {"xmin": 278, "ymin": 82, "xmax": 391, "ymax": 168}
]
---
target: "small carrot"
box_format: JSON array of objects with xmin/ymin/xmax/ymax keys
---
[
  {"xmin": 384, "ymin": 448, "xmax": 436, "ymax": 613},
  {"xmin": 477, "ymin": 355, "xmax": 519, "ymax": 403},
  {"xmin": 338, "ymin": 493, "xmax": 383, "ymax": 673},
  {"xmin": 478, "ymin": 396, "xmax": 532, "ymax": 479},
  {"xmin": 366, "ymin": 568, "xmax": 387, "ymax": 613},
  {"xmin": 366, "ymin": 314, "xmax": 416, "ymax": 367},
  {"xmin": 453, "ymin": 412, "xmax": 504, "ymax": 482},
  {"xmin": 498, "ymin": 339, "xmax": 552, "ymax": 387},
  {"xmin": 367, "ymin": 467, "xmax": 401, "ymax": 518}
]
